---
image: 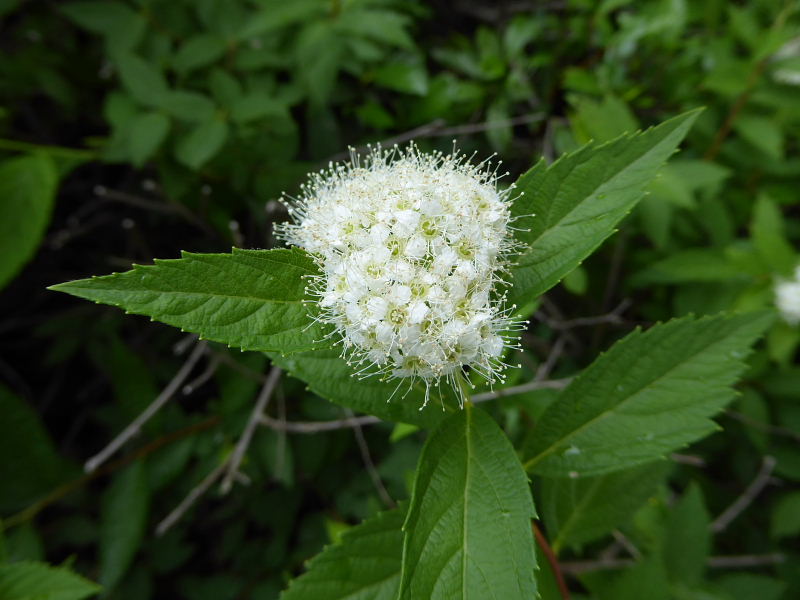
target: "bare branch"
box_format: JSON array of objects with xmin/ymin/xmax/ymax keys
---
[
  {"xmin": 84, "ymin": 341, "xmax": 208, "ymax": 473},
  {"xmin": 710, "ymin": 455, "xmax": 776, "ymax": 533},
  {"xmin": 155, "ymin": 460, "xmax": 228, "ymax": 537},
  {"xmin": 345, "ymin": 409, "xmax": 395, "ymax": 509},
  {"xmin": 220, "ymin": 367, "xmax": 282, "ymax": 493},
  {"xmin": 561, "ymin": 553, "xmax": 785, "ymax": 576},
  {"xmin": 726, "ymin": 410, "xmax": 800, "ymax": 442},
  {"xmin": 471, "ymin": 377, "xmax": 572, "ymax": 403},
  {"xmin": 260, "ymin": 413, "xmax": 381, "ymax": 433},
  {"xmin": 536, "ymin": 299, "xmax": 632, "ymax": 331}
]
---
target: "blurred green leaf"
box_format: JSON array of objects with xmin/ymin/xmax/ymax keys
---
[
  {"xmin": 281, "ymin": 506, "xmax": 404, "ymax": 599},
  {"xmin": 734, "ymin": 114, "xmax": 783, "ymax": 160},
  {"xmin": 128, "ymin": 112, "xmax": 170, "ymax": 167},
  {"xmin": 100, "ymin": 461, "xmax": 149, "ymax": 590},
  {"xmin": 509, "ymin": 109, "xmax": 700, "ymax": 308},
  {"xmin": 751, "ymin": 194, "xmax": 796, "ymax": 276},
  {"xmin": 0, "ymin": 154, "xmax": 58, "ymax": 290},
  {"xmin": 524, "ymin": 312, "xmax": 772, "ymax": 477},
  {"xmin": 770, "ymin": 491, "xmax": 800, "ymax": 540},
  {"xmin": 540, "ymin": 461, "xmax": 669, "ymax": 552},
  {"xmin": 372, "ymin": 61, "xmax": 428, "ymax": 96},
  {"xmin": 663, "ymin": 484, "xmax": 710, "ymax": 587},
  {"xmin": 0, "ymin": 562, "xmax": 100, "ymax": 600},
  {"xmin": 61, "ymin": 0, "xmax": 145, "ymax": 51},
  {"xmin": 0, "ymin": 384, "xmax": 69, "ymax": 512},
  {"xmin": 159, "ymin": 91, "xmax": 215, "ymax": 122},
  {"xmin": 112, "ymin": 52, "xmax": 168, "ymax": 107},
  {"xmin": 173, "ymin": 34, "xmax": 227, "ymax": 73},
  {"xmin": 50, "ymin": 248, "xmax": 327, "ymax": 354},
  {"xmin": 174, "ymin": 117, "xmax": 228, "ymax": 169},
  {"xmin": 399, "ymin": 406, "xmax": 537, "ymax": 599}
]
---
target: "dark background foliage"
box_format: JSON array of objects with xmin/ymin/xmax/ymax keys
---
[{"xmin": 1, "ymin": 0, "xmax": 799, "ymax": 598}]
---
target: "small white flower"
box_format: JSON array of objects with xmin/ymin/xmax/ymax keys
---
[
  {"xmin": 775, "ymin": 265, "xmax": 800, "ymax": 325},
  {"xmin": 276, "ymin": 143, "xmax": 524, "ymax": 407}
]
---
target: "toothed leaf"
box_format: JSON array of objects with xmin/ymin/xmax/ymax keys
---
[{"xmin": 49, "ymin": 247, "xmax": 327, "ymax": 354}]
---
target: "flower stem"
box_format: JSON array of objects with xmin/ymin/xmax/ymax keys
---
[{"xmin": 533, "ymin": 521, "xmax": 570, "ymax": 600}]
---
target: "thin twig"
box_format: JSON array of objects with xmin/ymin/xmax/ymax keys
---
[
  {"xmin": 537, "ymin": 299, "xmax": 632, "ymax": 331},
  {"xmin": 155, "ymin": 461, "xmax": 228, "ymax": 537},
  {"xmin": 345, "ymin": 409, "xmax": 396, "ymax": 509},
  {"xmin": 561, "ymin": 553, "xmax": 785, "ymax": 575},
  {"xmin": 533, "ymin": 522, "xmax": 570, "ymax": 600},
  {"xmin": 535, "ymin": 335, "xmax": 567, "ymax": 381},
  {"xmin": 328, "ymin": 113, "xmax": 545, "ymax": 161},
  {"xmin": 84, "ymin": 341, "xmax": 207, "ymax": 473},
  {"xmin": 182, "ymin": 355, "xmax": 220, "ymax": 395},
  {"xmin": 471, "ymin": 377, "xmax": 572, "ymax": 402},
  {"xmin": 710, "ymin": 455, "xmax": 776, "ymax": 533},
  {"xmin": 4, "ymin": 416, "xmax": 219, "ymax": 530},
  {"xmin": 260, "ymin": 413, "xmax": 381, "ymax": 433},
  {"xmin": 670, "ymin": 453, "xmax": 707, "ymax": 467},
  {"xmin": 726, "ymin": 410, "xmax": 800, "ymax": 442},
  {"xmin": 220, "ymin": 367, "xmax": 282, "ymax": 493}
]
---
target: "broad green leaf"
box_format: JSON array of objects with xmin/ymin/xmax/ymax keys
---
[
  {"xmin": 60, "ymin": 0, "xmax": 144, "ymax": 51},
  {"xmin": 734, "ymin": 114, "xmax": 783, "ymax": 159},
  {"xmin": 112, "ymin": 51, "xmax": 168, "ymax": 107},
  {"xmin": 372, "ymin": 61, "xmax": 429, "ymax": 96},
  {"xmin": 268, "ymin": 348, "xmax": 452, "ymax": 428},
  {"xmin": 172, "ymin": 34, "xmax": 227, "ymax": 73},
  {"xmin": 524, "ymin": 311, "xmax": 773, "ymax": 477},
  {"xmin": 582, "ymin": 555, "xmax": 670, "ymax": 600},
  {"xmin": 630, "ymin": 249, "xmax": 744, "ymax": 287},
  {"xmin": 337, "ymin": 9, "xmax": 414, "ymax": 50},
  {"xmin": 174, "ymin": 118, "xmax": 228, "ymax": 169},
  {"xmin": 128, "ymin": 112, "xmax": 169, "ymax": 167},
  {"xmin": 280, "ymin": 506, "xmax": 404, "ymax": 600},
  {"xmin": 770, "ymin": 491, "xmax": 800, "ymax": 539},
  {"xmin": 229, "ymin": 93, "xmax": 289, "ymax": 124},
  {"xmin": 399, "ymin": 406, "xmax": 537, "ymax": 599},
  {"xmin": 0, "ymin": 154, "xmax": 58, "ymax": 289},
  {"xmin": 0, "ymin": 384, "xmax": 71, "ymax": 512},
  {"xmin": 237, "ymin": 0, "xmax": 326, "ymax": 40},
  {"xmin": 49, "ymin": 248, "xmax": 327, "ymax": 354},
  {"xmin": 159, "ymin": 91, "xmax": 215, "ymax": 122},
  {"xmin": 0, "ymin": 562, "xmax": 100, "ymax": 600},
  {"xmin": 539, "ymin": 461, "xmax": 669, "ymax": 553},
  {"xmin": 663, "ymin": 484, "xmax": 710, "ymax": 587},
  {"xmin": 100, "ymin": 461, "xmax": 149, "ymax": 590},
  {"xmin": 714, "ymin": 573, "xmax": 787, "ymax": 600},
  {"xmin": 751, "ymin": 194, "xmax": 796, "ymax": 276},
  {"xmin": 508, "ymin": 109, "xmax": 700, "ymax": 308}
]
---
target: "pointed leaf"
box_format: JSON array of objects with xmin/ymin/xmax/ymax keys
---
[
  {"xmin": 524, "ymin": 312, "xmax": 773, "ymax": 477},
  {"xmin": 0, "ymin": 561, "xmax": 100, "ymax": 600},
  {"xmin": 281, "ymin": 506, "xmax": 404, "ymax": 600},
  {"xmin": 399, "ymin": 406, "xmax": 537, "ymax": 599},
  {"xmin": 99, "ymin": 461, "xmax": 149, "ymax": 590},
  {"xmin": 663, "ymin": 484, "xmax": 710, "ymax": 587},
  {"xmin": 268, "ymin": 349, "xmax": 453, "ymax": 428},
  {"xmin": 540, "ymin": 461, "xmax": 669, "ymax": 552},
  {"xmin": 0, "ymin": 154, "xmax": 58, "ymax": 290},
  {"xmin": 49, "ymin": 248, "xmax": 327, "ymax": 354},
  {"xmin": 508, "ymin": 109, "xmax": 701, "ymax": 308}
]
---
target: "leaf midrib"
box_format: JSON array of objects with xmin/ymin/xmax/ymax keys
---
[{"xmin": 59, "ymin": 284, "xmax": 305, "ymax": 307}]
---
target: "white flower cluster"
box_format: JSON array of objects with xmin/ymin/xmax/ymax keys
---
[
  {"xmin": 276, "ymin": 144, "xmax": 522, "ymax": 406},
  {"xmin": 775, "ymin": 266, "xmax": 800, "ymax": 325}
]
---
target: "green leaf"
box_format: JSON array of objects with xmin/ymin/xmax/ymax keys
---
[
  {"xmin": 540, "ymin": 461, "xmax": 669, "ymax": 552},
  {"xmin": 630, "ymin": 249, "xmax": 744, "ymax": 287},
  {"xmin": 714, "ymin": 573, "xmax": 786, "ymax": 600},
  {"xmin": 508, "ymin": 109, "xmax": 701, "ymax": 308},
  {"xmin": 337, "ymin": 9, "xmax": 414, "ymax": 50},
  {"xmin": 372, "ymin": 61, "xmax": 428, "ymax": 95},
  {"xmin": 751, "ymin": 194, "xmax": 796, "ymax": 276},
  {"xmin": 583, "ymin": 555, "xmax": 670, "ymax": 600},
  {"xmin": 49, "ymin": 248, "xmax": 327, "ymax": 355},
  {"xmin": 280, "ymin": 506, "xmax": 404, "ymax": 600},
  {"xmin": 734, "ymin": 114, "xmax": 783, "ymax": 159},
  {"xmin": 159, "ymin": 91, "xmax": 216, "ymax": 122},
  {"xmin": 60, "ymin": 0, "xmax": 144, "ymax": 51},
  {"xmin": 172, "ymin": 34, "xmax": 227, "ymax": 73},
  {"xmin": 770, "ymin": 491, "xmax": 800, "ymax": 539},
  {"xmin": 268, "ymin": 349, "xmax": 451, "ymax": 428},
  {"xmin": 100, "ymin": 461, "xmax": 149, "ymax": 590},
  {"xmin": 523, "ymin": 312, "xmax": 773, "ymax": 477},
  {"xmin": 229, "ymin": 93, "xmax": 289, "ymax": 124},
  {"xmin": 0, "ymin": 562, "xmax": 100, "ymax": 600},
  {"xmin": 399, "ymin": 406, "xmax": 537, "ymax": 599},
  {"xmin": 0, "ymin": 384, "xmax": 70, "ymax": 512},
  {"xmin": 174, "ymin": 118, "xmax": 228, "ymax": 169},
  {"xmin": 127, "ymin": 112, "xmax": 170, "ymax": 167},
  {"xmin": 0, "ymin": 154, "xmax": 58, "ymax": 289},
  {"xmin": 236, "ymin": 0, "xmax": 326, "ymax": 40},
  {"xmin": 113, "ymin": 51, "xmax": 168, "ymax": 107},
  {"xmin": 663, "ymin": 484, "xmax": 710, "ymax": 587}
]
